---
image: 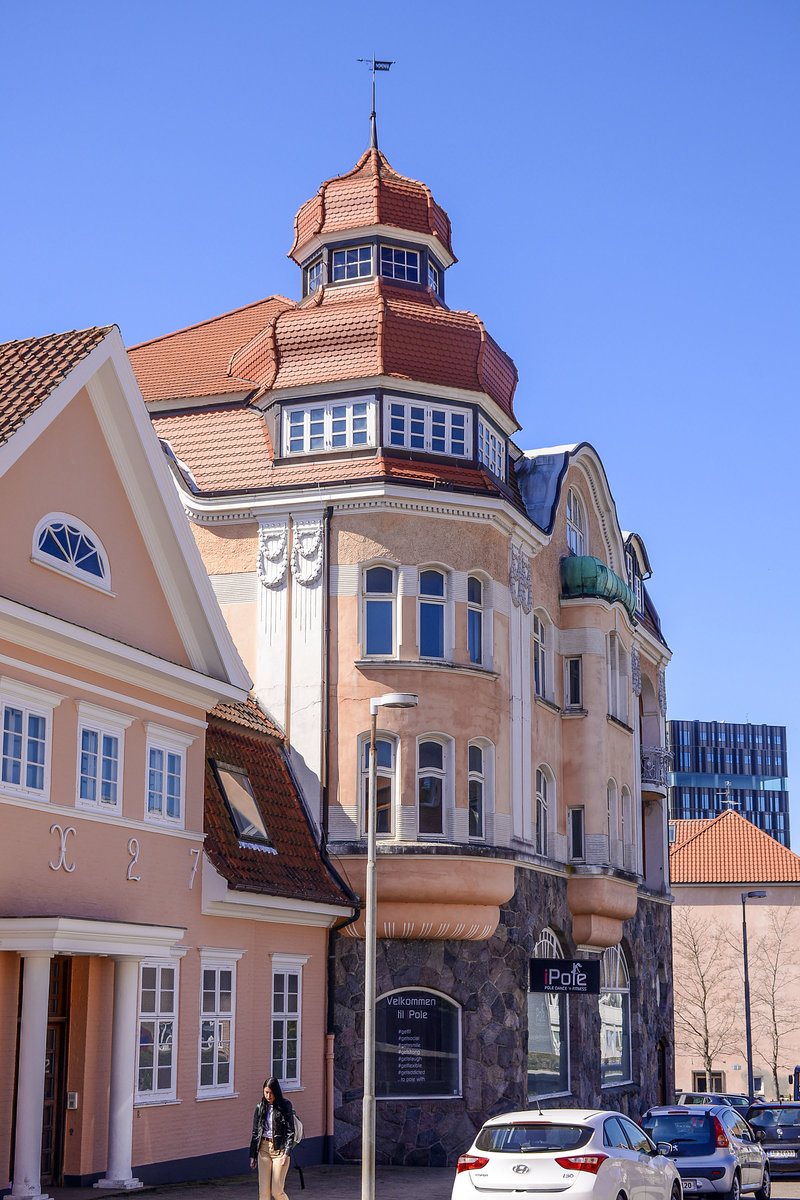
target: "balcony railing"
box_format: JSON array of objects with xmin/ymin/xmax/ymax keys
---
[{"xmin": 641, "ymin": 745, "xmax": 672, "ymax": 791}]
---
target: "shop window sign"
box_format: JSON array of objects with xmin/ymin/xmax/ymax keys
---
[
  {"xmin": 375, "ymin": 988, "xmax": 461, "ymax": 1099},
  {"xmin": 530, "ymin": 959, "xmax": 600, "ymax": 994}
]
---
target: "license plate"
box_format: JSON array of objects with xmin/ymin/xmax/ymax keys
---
[
  {"xmin": 681, "ymin": 1181, "xmax": 702, "ymax": 1190},
  {"xmin": 767, "ymin": 1150, "xmax": 795, "ymax": 1159}
]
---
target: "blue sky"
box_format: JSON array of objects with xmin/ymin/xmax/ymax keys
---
[{"xmin": 3, "ymin": 2, "xmax": 798, "ymax": 839}]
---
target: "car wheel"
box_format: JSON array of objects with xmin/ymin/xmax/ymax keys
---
[
  {"xmin": 754, "ymin": 1168, "xmax": 770, "ymax": 1200},
  {"xmin": 725, "ymin": 1173, "xmax": 741, "ymax": 1200},
  {"xmin": 671, "ymin": 1183, "xmax": 682, "ymax": 1200}
]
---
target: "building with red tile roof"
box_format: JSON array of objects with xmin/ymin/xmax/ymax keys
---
[
  {"xmin": 0, "ymin": 325, "xmax": 355, "ymax": 1194},
  {"xmin": 671, "ymin": 809, "xmax": 800, "ymax": 1101},
  {"xmin": 126, "ymin": 136, "xmax": 674, "ymax": 1161}
]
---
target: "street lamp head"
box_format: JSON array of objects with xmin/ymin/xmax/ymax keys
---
[
  {"xmin": 743, "ymin": 890, "xmax": 767, "ymax": 900},
  {"xmin": 370, "ymin": 692, "xmax": 419, "ymax": 715}
]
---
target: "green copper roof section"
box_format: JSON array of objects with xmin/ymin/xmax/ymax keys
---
[{"xmin": 560, "ymin": 555, "xmax": 637, "ymax": 620}]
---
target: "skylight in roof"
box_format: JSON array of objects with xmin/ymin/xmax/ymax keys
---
[{"xmin": 213, "ymin": 761, "xmax": 276, "ymax": 853}]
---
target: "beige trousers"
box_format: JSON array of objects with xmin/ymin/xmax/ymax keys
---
[{"xmin": 257, "ymin": 1138, "xmax": 290, "ymax": 1200}]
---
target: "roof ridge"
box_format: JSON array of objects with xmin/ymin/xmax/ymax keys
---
[{"xmin": 128, "ymin": 298, "xmax": 294, "ymax": 351}]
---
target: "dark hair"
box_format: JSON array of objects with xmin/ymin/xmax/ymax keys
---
[{"xmin": 261, "ymin": 1076, "xmax": 288, "ymax": 1114}]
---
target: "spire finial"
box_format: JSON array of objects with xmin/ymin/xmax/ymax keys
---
[{"xmin": 357, "ymin": 56, "xmax": 394, "ymax": 150}]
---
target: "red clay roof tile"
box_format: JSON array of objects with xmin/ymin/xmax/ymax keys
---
[
  {"xmin": 204, "ymin": 715, "xmax": 355, "ymax": 906},
  {"xmin": 0, "ymin": 327, "xmax": 112, "ymax": 446},
  {"xmin": 129, "ymin": 297, "xmax": 293, "ymax": 403},
  {"xmin": 670, "ymin": 809, "xmax": 800, "ymax": 884}
]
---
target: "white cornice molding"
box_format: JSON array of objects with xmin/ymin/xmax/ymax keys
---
[
  {"xmin": 0, "ymin": 915, "xmax": 186, "ymax": 957},
  {"xmin": 293, "ymin": 223, "xmax": 457, "ymax": 269},
  {"xmin": 201, "ymin": 856, "xmax": 354, "ymax": 927},
  {"xmin": 0, "ymin": 595, "xmax": 244, "ymax": 709}
]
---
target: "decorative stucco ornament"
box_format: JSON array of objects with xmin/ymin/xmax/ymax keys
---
[
  {"xmin": 631, "ymin": 646, "xmax": 642, "ymax": 697},
  {"xmin": 291, "ymin": 518, "xmax": 324, "ymax": 586},
  {"xmin": 658, "ymin": 667, "xmax": 667, "ymax": 716},
  {"xmin": 257, "ymin": 521, "xmax": 289, "ymax": 589},
  {"xmin": 509, "ymin": 544, "xmax": 532, "ymax": 613}
]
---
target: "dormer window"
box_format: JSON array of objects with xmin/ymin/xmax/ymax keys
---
[
  {"xmin": 477, "ymin": 420, "xmax": 506, "ymax": 480},
  {"xmin": 33, "ymin": 513, "xmax": 110, "ymax": 591},
  {"xmin": 331, "ymin": 245, "xmax": 372, "ymax": 281},
  {"xmin": 380, "ymin": 245, "xmax": 419, "ymax": 283},
  {"xmin": 385, "ymin": 398, "xmax": 470, "ymax": 457},
  {"xmin": 212, "ymin": 760, "xmax": 275, "ymax": 851},
  {"xmin": 427, "ymin": 258, "xmax": 442, "ymax": 295},
  {"xmin": 304, "ymin": 256, "xmax": 323, "ymax": 295},
  {"xmin": 283, "ymin": 398, "xmax": 376, "ymax": 455}
]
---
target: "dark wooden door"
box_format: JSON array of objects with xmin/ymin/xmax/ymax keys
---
[{"xmin": 41, "ymin": 956, "xmax": 70, "ymax": 1187}]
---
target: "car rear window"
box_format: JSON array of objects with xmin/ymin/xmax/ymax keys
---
[
  {"xmin": 476, "ymin": 1123, "xmax": 591, "ymax": 1154},
  {"xmin": 751, "ymin": 1107, "xmax": 800, "ymax": 1127},
  {"xmin": 642, "ymin": 1113, "xmax": 715, "ymax": 1153}
]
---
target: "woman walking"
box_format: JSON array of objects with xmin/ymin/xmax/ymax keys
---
[{"xmin": 249, "ymin": 1077, "xmax": 295, "ymax": 1200}]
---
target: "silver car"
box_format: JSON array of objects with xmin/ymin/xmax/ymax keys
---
[{"xmin": 641, "ymin": 1105, "xmax": 770, "ymax": 1200}]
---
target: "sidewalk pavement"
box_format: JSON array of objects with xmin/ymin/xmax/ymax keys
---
[{"xmin": 48, "ymin": 1164, "xmax": 454, "ymax": 1200}]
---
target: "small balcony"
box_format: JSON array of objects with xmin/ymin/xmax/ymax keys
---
[
  {"xmin": 641, "ymin": 745, "xmax": 672, "ymax": 800},
  {"xmin": 559, "ymin": 555, "xmax": 636, "ymax": 620}
]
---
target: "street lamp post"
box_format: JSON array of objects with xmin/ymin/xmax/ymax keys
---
[
  {"xmin": 361, "ymin": 692, "xmax": 418, "ymax": 1200},
  {"xmin": 741, "ymin": 889, "xmax": 766, "ymax": 1103}
]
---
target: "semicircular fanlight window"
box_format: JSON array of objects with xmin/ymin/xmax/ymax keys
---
[{"xmin": 38, "ymin": 520, "xmax": 106, "ymax": 580}]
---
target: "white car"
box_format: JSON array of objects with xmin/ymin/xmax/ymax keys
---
[{"xmin": 452, "ymin": 1108, "xmax": 682, "ymax": 1200}]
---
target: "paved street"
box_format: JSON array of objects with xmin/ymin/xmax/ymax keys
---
[{"xmin": 46, "ymin": 1166, "xmax": 800, "ymax": 1200}]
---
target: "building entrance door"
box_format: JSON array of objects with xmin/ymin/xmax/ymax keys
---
[{"xmin": 41, "ymin": 955, "xmax": 71, "ymax": 1187}]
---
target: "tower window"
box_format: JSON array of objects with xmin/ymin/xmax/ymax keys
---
[
  {"xmin": 385, "ymin": 398, "xmax": 470, "ymax": 457},
  {"xmin": 427, "ymin": 258, "xmax": 442, "ymax": 295},
  {"xmin": 380, "ymin": 245, "xmax": 419, "ymax": 282},
  {"xmin": 331, "ymin": 245, "xmax": 372, "ymax": 281},
  {"xmin": 305, "ymin": 256, "xmax": 323, "ymax": 294}
]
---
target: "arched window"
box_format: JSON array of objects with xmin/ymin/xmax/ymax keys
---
[
  {"xmin": 533, "ymin": 612, "xmax": 552, "ymax": 700},
  {"xmin": 362, "ymin": 564, "xmax": 396, "ymax": 657},
  {"xmin": 359, "ymin": 732, "xmax": 398, "ymax": 836},
  {"xmin": 535, "ymin": 767, "xmax": 549, "ymax": 856},
  {"xmin": 33, "ymin": 514, "xmax": 110, "ymax": 590},
  {"xmin": 600, "ymin": 944, "xmax": 631, "ymax": 1086},
  {"xmin": 607, "ymin": 779, "xmax": 619, "ymax": 864},
  {"xmin": 528, "ymin": 929, "xmax": 570, "ymax": 1098},
  {"xmin": 467, "ymin": 575, "xmax": 484, "ymax": 665},
  {"xmin": 468, "ymin": 740, "xmax": 494, "ymax": 840},
  {"xmin": 417, "ymin": 737, "xmax": 450, "ymax": 837},
  {"xmin": 419, "ymin": 568, "xmax": 448, "ymax": 660},
  {"xmin": 620, "ymin": 785, "xmax": 632, "ymax": 867},
  {"xmin": 566, "ymin": 488, "xmax": 586, "ymax": 556}
]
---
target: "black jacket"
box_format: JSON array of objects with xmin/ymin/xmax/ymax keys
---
[{"xmin": 250, "ymin": 1098, "xmax": 295, "ymax": 1158}]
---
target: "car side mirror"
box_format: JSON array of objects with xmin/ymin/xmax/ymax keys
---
[{"xmin": 657, "ymin": 1142, "xmax": 674, "ymax": 1156}]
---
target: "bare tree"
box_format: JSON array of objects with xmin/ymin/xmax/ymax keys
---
[
  {"xmin": 748, "ymin": 907, "xmax": 800, "ymax": 1100},
  {"xmin": 672, "ymin": 908, "xmax": 739, "ymax": 1084}
]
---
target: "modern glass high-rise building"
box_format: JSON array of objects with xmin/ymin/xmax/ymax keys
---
[{"xmin": 667, "ymin": 720, "xmax": 790, "ymax": 846}]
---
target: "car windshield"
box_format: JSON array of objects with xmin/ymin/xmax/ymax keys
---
[
  {"xmin": 476, "ymin": 1123, "xmax": 591, "ymax": 1154},
  {"xmin": 751, "ymin": 1107, "xmax": 800, "ymax": 1127},
  {"xmin": 642, "ymin": 1114, "xmax": 715, "ymax": 1154}
]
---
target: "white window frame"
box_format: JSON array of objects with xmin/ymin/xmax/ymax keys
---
[
  {"xmin": 564, "ymin": 656, "xmax": 583, "ymax": 709},
  {"xmin": 533, "ymin": 611, "xmax": 554, "ymax": 702},
  {"xmin": 144, "ymin": 724, "xmax": 194, "ymax": 828},
  {"xmin": 271, "ymin": 953, "xmax": 308, "ymax": 1088},
  {"xmin": 528, "ymin": 928, "xmax": 571, "ymax": 1099},
  {"xmin": 1, "ymin": 677, "xmax": 62, "ymax": 801},
  {"xmin": 467, "ymin": 574, "xmax": 490, "ymax": 667},
  {"xmin": 566, "ymin": 488, "xmax": 586, "ymax": 556},
  {"xmin": 379, "ymin": 244, "xmax": 420, "ymax": 282},
  {"xmin": 568, "ymin": 806, "xmax": 585, "ymax": 861},
  {"xmin": 600, "ymin": 944, "xmax": 632, "ymax": 1087},
  {"xmin": 75, "ymin": 702, "xmax": 132, "ymax": 812},
  {"xmin": 136, "ymin": 959, "xmax": 179, "ymax": 1104},
  {"xmin": 468, "ymin": 739, "xmax": 494, "ymax": 841},
  {"xmin": 304, "ymin": 255, "xmax": 323, "ymax": 295},
  {"xmin": 384, "ymin": 397, "xmax": 472, "ymax": 458},
  {"xmin": 607, "ymin": 633, "xmax": 630, "ymax": 724},
  {"xmin": 197, "ymin": 949, "xmax": 243, "ymax": 1098},
  {"xmin": 427, "ymin": 257, "xmax": 442, "ymax": 295},
  {"xmin": 416, "ymin": 735, "xmax": 453, "ymax": 839},
  {"xmin": 331, "ymin": 244, "xmax": 373, "ymax": 281},
  {"xmin": 361, "ymin": 562, "xmax": 397, "ymax": 658},
  {"xmin": 418, "ymin": 567, "xmax": 450, "ymax": 661},
  {"xmin": 535, "ymin": 767, "xmax": 551, "ymax": 856},
  {"xmin": 477, "ymin": 419, "xmax": 506, "ymax": 480},
  {"xmin": 32, "ymin": 512, "xmax": 111, "ymax": 592},
  {"xmin": 358, "ymin": 731, "xmax": 398, "ymax": 837},
  {"xmin": 283, "ymin": 396, "xmax": 377, "ymax": 455}
]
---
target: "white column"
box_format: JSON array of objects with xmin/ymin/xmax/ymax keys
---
[
  {"xmin": 95, "ymin": 957, "xmax": 143, "ymax": 1190},
  {"xmin": 11, "ymin": 951, "xmax": 53, "ymax": 1200}
]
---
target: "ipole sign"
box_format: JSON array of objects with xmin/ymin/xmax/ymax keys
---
[{"xmin": 529, "ymin": 958, "xmax": 600, "ymax": 994}]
